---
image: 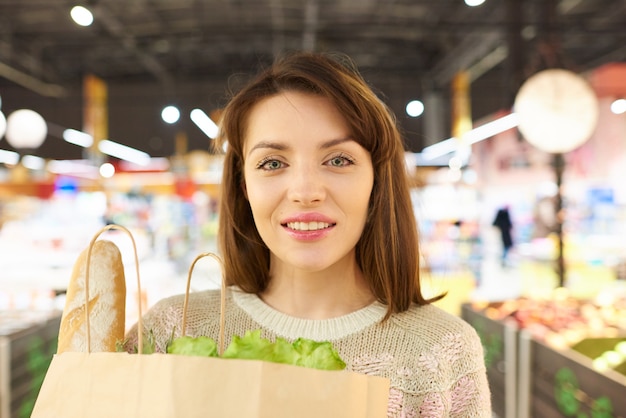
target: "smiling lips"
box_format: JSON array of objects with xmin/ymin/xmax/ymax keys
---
[
  {"xmin": 283, "ymin": 220, "xmax": 335, "ymax": 241},
  {"xmin": 286, "ymin": 221, "xmax": 332, "ymax": 231}
]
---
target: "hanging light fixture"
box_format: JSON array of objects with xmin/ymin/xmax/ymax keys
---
[
  {"xmin": 514, "ymin": 68, "xmax": 599, "ymax": 289},
  {"xmin": 5, "ymin": 109, "xmax": 48, "ymax": 150}
]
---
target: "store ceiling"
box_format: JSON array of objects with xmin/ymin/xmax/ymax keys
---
[{"xmin": 0, "ymin": 0, "xmax": 625, "ymax": 161}]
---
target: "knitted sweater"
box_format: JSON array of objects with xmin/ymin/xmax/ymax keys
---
[{"xmin": 125, "ymin": 287, "xmax": 492, "ymax": 417}]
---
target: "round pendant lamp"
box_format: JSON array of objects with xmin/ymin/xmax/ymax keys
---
[{"xmin": 5, "ymin": 109, "xmax": 48, "ymax": 150}]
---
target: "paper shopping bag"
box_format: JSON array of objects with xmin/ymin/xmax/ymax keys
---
[
  {"xmin": 31, "ymin": 225, "xmax": 390, "ymax": 417},
  {"xmin": 31, "ymin": 351, "xmax": 389, "ymax": 417}
]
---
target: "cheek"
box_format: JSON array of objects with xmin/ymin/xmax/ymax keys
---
[
  {"xmin": 244, "ymin": 180, "xmax": 274, "ymax": 218},
  {"xmin": 353, "ymin": 176, "xmax": 374, "ymax": 211}
]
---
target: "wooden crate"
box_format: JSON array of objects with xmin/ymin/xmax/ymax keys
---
[
  {"xmin": 518, "ymin": 330, "xmax": 626, "ymax": 418},
  {"xmin": 0, "ymin": 312, "xmax": 61, "ymax": 418},
  {"xmin": 461, "ymin": 304, "xmax": 518, "ymax": 418}
]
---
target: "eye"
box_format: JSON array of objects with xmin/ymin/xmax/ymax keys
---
[
  {"xmin": 256, "ymin": 157, "xmax": 285, "ymax": 171},
  {"xmin": 326, "ymin": 153, "xmax": 355, "ymax": 167}
]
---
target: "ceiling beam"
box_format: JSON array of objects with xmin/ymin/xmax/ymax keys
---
[
  {"xmin": 0, "ymin": 60, "xmax": 66, "ymax": 98},
  {"xmin": 92, "ymin": 4, "xmax": 175, "ymax": 89}
]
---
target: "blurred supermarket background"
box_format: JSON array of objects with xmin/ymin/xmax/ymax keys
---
[{"xmin": 1, "ymin": 0, "xmax": 626, "ymax": 417}]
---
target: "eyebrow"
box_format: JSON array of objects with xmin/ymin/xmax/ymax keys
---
[{"xmin": 247, "ymin": 136, "xmax": 354, "ymax": 157}]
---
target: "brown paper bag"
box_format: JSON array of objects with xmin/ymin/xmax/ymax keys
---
[
  {"xmin": 31, "ymin": 352, "xmax": 389, "ymax": 417},
  {"xmin": 32, "ymin": 226, "xmax": 390, "ymax": 417}
]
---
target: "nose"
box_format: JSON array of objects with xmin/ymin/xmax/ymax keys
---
[{"xmin": 287, "ymin": 164, "xmax": 326, "ymax": 205}]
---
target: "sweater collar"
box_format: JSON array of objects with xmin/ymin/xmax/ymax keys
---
[{"xmin": 231, "ymin": 289, "xmax": 387, "ymax": 341}]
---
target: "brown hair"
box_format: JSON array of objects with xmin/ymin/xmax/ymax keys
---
[{"xmin": 215, "ymin": 51, "xmax": 442, "ymax": 318}]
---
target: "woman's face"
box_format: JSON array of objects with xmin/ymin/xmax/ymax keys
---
[{"xmin": 242, "ymin": 91, "xmax": 374, "ymax": 274}]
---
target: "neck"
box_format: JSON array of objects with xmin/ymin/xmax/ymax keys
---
[{"xmin": 260, "ymin": 260, "xmax": 375, "ymax": 319}]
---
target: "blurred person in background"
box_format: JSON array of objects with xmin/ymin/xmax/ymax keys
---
[{"xmin": 493, "ymin": 205, "xmax": 514, "ymax": 267}]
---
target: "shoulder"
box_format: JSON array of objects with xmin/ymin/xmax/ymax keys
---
[
  {"xmin": 159, "ymin": 288, "xmax": 230, "ymax": 320},
  {"xmin": 392, "ymin": 304, "xmax": 476, "ymax": 332},
  {"xmin": 126, "ymin": 289, "xmax": 225, "ymax": 352},
  {"xmin": 387, "ymin": 303, "xmax": 483, "ymax": 351},
  {"xmin": 143, "ymin": 288, "xmax": 224, "ymax": 334},
  {"xmin": 147, "ymin": 288, "xmax": 223, "ymax": 316}
]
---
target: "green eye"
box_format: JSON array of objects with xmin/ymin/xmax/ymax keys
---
[
  {"xmin": 266, "ymin": 160, "xmax": 282, "ymax": 169},
  {"xmin": 327, "ymin": 154, "xmax": 354, "ymax": 167},
  {"xmin": 257, "ymin": 158, "xmax": 284, "ymax": 170}
]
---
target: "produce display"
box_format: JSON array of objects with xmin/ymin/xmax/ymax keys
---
[
  {"xmin": 470, "ymin": 291, "xmax": 626, "ymax": 352},
  {"xmin": 571, "ymin": 337, "xmax": 626, "ymax": 376},
  {"xmin": 0, "ymin": 312, "xmax": 61, "ymax": 418},
  {"xmin": 464, "ymin": 292, "xmax": 626, "ymax": 418}
]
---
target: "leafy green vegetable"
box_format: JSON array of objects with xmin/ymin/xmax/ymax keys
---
[
  {"xmin": 167, "ymin": 336, "xmax": 218, "ymax": 357},
  {"xmin": 166, "ymin": 329, "xmax": 346, "ymax": 371},
  {"xmin": 222, "ymin": 330, "xmax": 345, "ymax": 370},
  {"xmin": 222, "ymin": 330, "xmax": 300, "ymax": 365},
  {"xmin": 117, "ymin": 329, "xmax": 157, "ymax": 354},
  {"xmin": 292, "ymin": 338, "xmax": 346, "ymax": 371},
  {"xmin": 142, "ymin": 330, "xmax": 157, "ymax": 354}
]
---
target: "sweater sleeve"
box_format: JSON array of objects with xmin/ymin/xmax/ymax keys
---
[
  {"xmin": 381, "ymin": 305, "xmax": 492, "ymax": 417},
  {"xmin": 124, "ymin": 289, "xmax": 225, "ymax": 353},
  {"xmin": 448, "ymin": 327, "xmax": 492, "ymax": 417},
  {"xmin": 124, "ymin": 293, "xmax": 187, "ymax": 353}
]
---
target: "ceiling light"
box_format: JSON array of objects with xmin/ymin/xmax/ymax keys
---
[
  {"xmin": 63, "ymin": 128, "xmax": 93, "ymax": 147},
  {"xmin": 610, "ymin": 98, "xmax": 626, "ymax": 115},
  {"xmin": 5, "ymin": 109, "xmax": 47, "ymax": 150},
  {"xmin": 464, "ymin": 0, "xmax": 486, "ymax": 6},
  {"xmin": 161, "ymin": 105, "xmax": 181, "ymax": 124},
  {"xmin": 71, "ymin": 5, "xmax": 94, "ymax": 27},
  {"xmin": 406, "ymin": 100, "xmax": 425, "ymax": 118},
  {"xmin": 99, "ymin": 162, "xmax": 116, "ymax": 178},
  {"xmin": 421, "ymin": 112, "xmax": 519, "ymax": 160},
  {"xmin": 21, "ymin": 155, "xmax": 46, "ymax": 170},
  {"xmin": 190, "ymin": 108, "xmax": 219, "ymax": 139},
  {"xmin": 462, "ymin": 112, "xmax": 519, "ymax": 144},
  {"xmin": 0, "ymin": 149, "xmax": 20, "ymax": 165},
  {"xmin": 98, "ymin": 139, "xmax": 151, "ymax": 166}
]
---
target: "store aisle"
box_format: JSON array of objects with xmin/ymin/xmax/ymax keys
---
[
  {"xmin": 468, "ymin": 223, "xmax": 522, "ymax": 301},
  {"xmin": 471, "ymin": 257, "xmax": 524, "ymax": 302}
]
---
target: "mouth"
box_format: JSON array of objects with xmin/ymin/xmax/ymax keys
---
[{"xmin": 284, "ymin": 221, "xmax": 335, "ymax": 231}]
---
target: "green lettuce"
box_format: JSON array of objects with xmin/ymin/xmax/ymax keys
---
[
  {"xmin": 167, "ymin": 329, "xmax": 346, "ymax": 371},
  {"xmin": 292, "ymin": 337, "xmax": 346, "ymax": 370},
  {"xmin": 166, "ymin": 335, "xmax": 219, "ymax": 357}
]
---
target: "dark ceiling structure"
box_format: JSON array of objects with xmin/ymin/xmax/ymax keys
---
[{"xmin": 0, "ymin": 0, "xmax": 625, "ymax": 161}]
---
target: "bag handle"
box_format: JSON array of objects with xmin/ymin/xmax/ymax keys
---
[
  {"xmin": 181, "ymin": 252, "xmax": 227, "ymax": 355},
  {"xmin": 84, "ymin": 224, "xmax": 143, "ymax": 353}
]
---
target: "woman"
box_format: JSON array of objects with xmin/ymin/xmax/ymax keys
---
[{"xmin": 127, "ymin": 51, "xmax": 491, "ymax": 416}]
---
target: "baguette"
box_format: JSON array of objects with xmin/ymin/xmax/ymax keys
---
[{"xmin": 57, "ymin": 239, "xmax": 126, "ymax": 353}]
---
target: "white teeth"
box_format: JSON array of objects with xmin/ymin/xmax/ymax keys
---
[{"xmin": 287, "ymin": 221, "xmax": 330, "ymax": 231}]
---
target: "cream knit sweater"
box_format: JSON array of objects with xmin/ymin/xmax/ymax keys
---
[{"xmin": 125, "ymin": 288, "xmax": 492, "ymax": 417}]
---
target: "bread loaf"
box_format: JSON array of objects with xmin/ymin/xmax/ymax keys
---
[{"xmin": 57, "ymin": 239, "xmax": 126, "ymax": 353}]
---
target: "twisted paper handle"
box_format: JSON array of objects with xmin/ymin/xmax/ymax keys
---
[{"xmin": 181, "ymin": 252, "xmax": 227, "ymax": 355}]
